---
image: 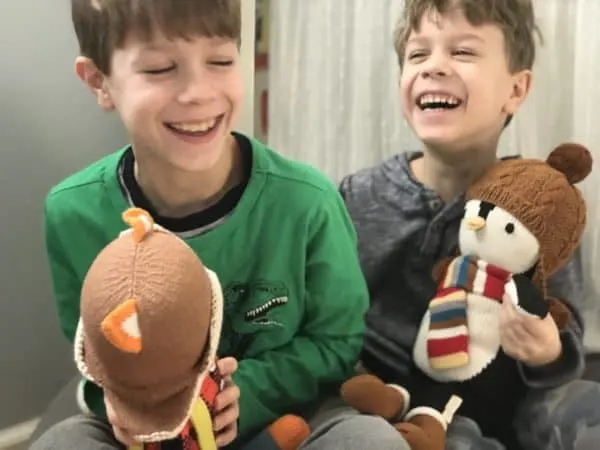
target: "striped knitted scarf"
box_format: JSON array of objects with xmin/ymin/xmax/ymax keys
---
[{"xmin": 427, "ymin": 255, "xmax": 512, "ymax": 370}]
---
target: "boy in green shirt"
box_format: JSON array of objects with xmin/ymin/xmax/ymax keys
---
[{"xmin": 30, "ymin": 0, "xmax": 368, "ymax": 448}]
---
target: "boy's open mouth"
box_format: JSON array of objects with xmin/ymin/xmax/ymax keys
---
[
  {"xmin": 417, "ymin": 94, "xmax": 463, "ymax": 111},
  {"xmin": 165, "ymin": 114, "xmax": 224, "ymax": 137}
]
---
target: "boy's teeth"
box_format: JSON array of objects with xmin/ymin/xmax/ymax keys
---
[
  {"xmin": 419, "ymin": 94, "xmax": 460, "ymax": 107},
  {"xmin": 171, "ymin": 119, "xmax": 217, "ymax": 133}
]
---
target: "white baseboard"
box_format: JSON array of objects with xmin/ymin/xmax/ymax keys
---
[
  {"xmin": 0, "ymin": 418, "xmax": 39, "ymax": 449},
  {"xmin": 584, "ymin": 310, "xmax": 600, "ymax": 353}
]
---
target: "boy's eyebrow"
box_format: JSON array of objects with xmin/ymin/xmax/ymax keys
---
[
  {"xmin": 406, "ymin": 32, "xmax": 485, "ymax": 47},
  {"xmin": 406, "ymin": 35, "xmax": 429, "ymax": 47},
  {"xmin": 128, "ymin": 44, "xmax": 172, "ymax": 66},
  {"xmin": 139, "ymin": 45, "xmax": 165, "ymax": 53},
  {"xmin": 452, "ymin": 33, "xmax": 486, "ymax": 44},
  {"xmin": 134, "ymin": 42, "xmax": 171, "ymax": 55},
  {"xmin": 137, "ymin": 36, "xmax": 234, "ymax": 54}
]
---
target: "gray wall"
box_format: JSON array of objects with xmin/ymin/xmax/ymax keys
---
[
  {"xmin": 0, "ymin": 1, "xmax": 128, "ymax": 429},
  {"xmin": 0, "ymin": 0, "xmax": 255, "ymax": 429}
]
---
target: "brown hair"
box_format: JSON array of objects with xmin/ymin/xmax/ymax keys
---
[
  {"xmin": 394, "ymin": 0, "xmax": 541, "ymax": 72},
  {"xmin": 71, "ymin": 0, "xmax": 242, "ymax": 74}
]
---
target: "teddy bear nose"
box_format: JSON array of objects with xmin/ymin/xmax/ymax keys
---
[{"xmin": 466, "ymin": 216, "xmax": 486, "ymax": 231}]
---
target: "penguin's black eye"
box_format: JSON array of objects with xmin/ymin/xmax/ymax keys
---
[{"xmin": 505, "ymin": 223, "xmax": 515, "ymax": 234}]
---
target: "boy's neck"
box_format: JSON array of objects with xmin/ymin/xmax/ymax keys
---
[
  {"xmin": 134, "ymin": 135, "xmax": 243, "ymax": 218},
  {"xmin": 411, "ymin": 145, "xmax": 498, "ymax": 204}
]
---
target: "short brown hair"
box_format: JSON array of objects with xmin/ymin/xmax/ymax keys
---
[
  {"xmin": 394, "ymin": 0, "xmax": 541, "ymax": 72},
  {"xmin": 71, "ymin": 0, "xmax": 242, "ymax": 74}
]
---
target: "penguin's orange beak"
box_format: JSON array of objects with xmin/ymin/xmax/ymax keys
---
[{"xmin": 466, "ymin": 216, "xmax": 486, "ymax": 231}]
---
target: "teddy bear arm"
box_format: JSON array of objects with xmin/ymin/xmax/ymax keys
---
[
  {"xmin": 393, "ymin": 382, "xmax": 461, "ymax": 450},
  {"xmin": 340, "ymin": 374, "xmax": 408, "ymax": 421},
  {"xmin": 546, "ymin": 296, "xmax": 573, "ymax": 330}
]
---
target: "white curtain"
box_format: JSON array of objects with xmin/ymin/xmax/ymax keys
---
[
  {"xmin": 268, "ymin": 0, "xmax": 411, "ymax": 181},
  {"xmin": 268, "ymin": 0, "xmax": 600, "ymax": 348}
]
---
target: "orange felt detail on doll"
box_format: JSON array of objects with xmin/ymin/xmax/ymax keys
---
[
  {"xmin": 122, "ymin": 207, "xmax": 155, "ymax": 242},
  {"xmin": 100, "ymin": 298, "xmax": 142, "ymax": 354}
]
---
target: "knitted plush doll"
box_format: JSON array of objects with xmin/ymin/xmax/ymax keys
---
[
  {"xmin": 74, "ymin": 207, "xmax": 310, "ymax": 450},
  {"xmin": 341, "ymin": 143, "xmax": 592, "ymax": 450}
]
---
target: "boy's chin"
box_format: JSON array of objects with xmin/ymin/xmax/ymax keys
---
[
  {"xmin": 157, "ymin": 143, "xmax": 223, "ymax": 173},
  {"xmin": 170, "ymin": 152, "xmax": 225, "ymax": 174},
  {"xmin": 418, "ymin": 136, "xmax": 486, "ymax": 161},
  {"xmin": 418, "ymin": 133, "xmax": 463, "ymax": 152},
  {"xmin": 159, "ymin": 131, "xmax": 232, "ymax": 171}
]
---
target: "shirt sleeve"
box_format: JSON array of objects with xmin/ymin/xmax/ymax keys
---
[
  {"xmin": 232, "ymin": 186, "xmax": 369, "ymax": 438},
  {"xmin": 518, "ymin": 248, "xmax": 586, "ymax": 387},
  {"xmin": 44, "ymin": 196, "xmax": 82, "ymax": 343}
]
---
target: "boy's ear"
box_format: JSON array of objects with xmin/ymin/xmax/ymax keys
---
[
  {"xmin": 504, "ymin": 69, "xmax": 532, "ymax": 115},
  {"xmin": 74, "ymin": 56, "xmax": 115, "ymax": 111}
]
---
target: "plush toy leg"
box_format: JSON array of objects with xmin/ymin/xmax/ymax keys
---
[
  {"xmin": 239, "ymin": 429, "xmax": 282, "ymax": 450},
  {"xmin": 395, "ymin": 410, "xmax": 445, "ymax": 450},
  {"xmin": 236, "ymin": 415, "xmax": 309, "ymax": 450},
  {"xmin": 394, "ymin": 396, "xmax": 462, "ymax": 450},
  {"xmin": 267, "ymin": 414, "xmax": 311, "ymax": 450},
  {"xmin": 341, "ymin": 374, "xmax": 410, "ymax": 420}
]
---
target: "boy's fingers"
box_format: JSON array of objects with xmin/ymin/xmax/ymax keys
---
[
  {"xmin": 213, "ymin": 403, "xmax": 240, "ymax": 433},
  {"xmin": 214, "ymin": 384, "xmax": 241, "ymax": 412},
  {"xmin": 215, "ymin": 423, "xmax": 237, "ymax": 448},
  {"xmin": 217, "ymin": 357, "xmax": 238, "ymax": 377}
]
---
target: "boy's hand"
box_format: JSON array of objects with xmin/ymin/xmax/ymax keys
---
[
  {"xmin": 500, "ymin": 297, "xmax": 562, "ymax": 367},
  {"xmin": 213, "ymin": 357, "xmax": 241, "ymax": 447}
]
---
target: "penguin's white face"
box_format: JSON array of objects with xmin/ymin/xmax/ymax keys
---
[{"xmin": 459, "ymin": 199, "xmax": 540, "ymax": 274}]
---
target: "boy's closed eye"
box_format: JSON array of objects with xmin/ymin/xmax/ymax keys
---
[
  {"xmin": 210, "ymin": 60, "xmax": 234, "ymax": 67},
  {"xmin": 141, "ymin": 59, "xmax": 233, "ymax": 75},
  {"xmin": 452, "ymin": 47, "xmax": 478, "ymax": 59},
  {"xmin": 406, "ymin": 46, "xmax": 479, "ymax": 62},
  {"xmin": 143, "ymin": 65, "xmax": 175, "ymax": 75},
  {"xmin": 407, "ymin": 49, "xmax": 429, "ymax": 61}
]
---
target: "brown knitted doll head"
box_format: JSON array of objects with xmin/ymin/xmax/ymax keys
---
[
  {"xmin": 466, "ymin": 143, "xmax": 592, "ymax": 300},
  {"xmin": 74, "ymin": 208, "xmax": 223, "ymax": 442}
]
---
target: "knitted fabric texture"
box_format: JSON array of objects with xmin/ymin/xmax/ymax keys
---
[
  {"xmin": 467, "ymin": 143, "xmax": 591, "ymax": 300},
  {"xmin": 75, "ymin": 208, "xmax": 222, "ymax": 441},
  {"xmin": 143, "ymin": 369, "xmax": 223, "ymax": 450},
  {"xmin": 427, "ymin": 255, "xmax": 511, "ymax": 370}
]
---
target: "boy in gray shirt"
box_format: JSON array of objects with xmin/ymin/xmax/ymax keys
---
[{"xmin": 314, "ymin": 0, "xmax": 600, "ymax": 449}]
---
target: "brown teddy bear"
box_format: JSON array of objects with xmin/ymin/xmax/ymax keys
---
[
  {"xmin": 74, "ymin": 207, "xmax": 310, "ymax": 450},
  {"xmin": 341, "ymin": 143, "xmax": 592, "ymax": 450}
]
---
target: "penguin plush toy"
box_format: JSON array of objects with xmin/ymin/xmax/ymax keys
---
[{"xmin": 341, "ymin": 143, "xmax": 592, "ymax": 450}]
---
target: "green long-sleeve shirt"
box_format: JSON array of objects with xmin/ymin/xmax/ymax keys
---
[{"xmin": 44, "ymin": 134, "xmax": 369, "ymax": 439}]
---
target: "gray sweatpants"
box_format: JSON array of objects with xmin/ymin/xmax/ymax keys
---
[{"xmin": 29, "ymin": 379, "xmax": 600, "ymax": 450}]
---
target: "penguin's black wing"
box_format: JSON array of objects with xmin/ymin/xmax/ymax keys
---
[{"xmin": 512, "ymin": 274, "xmax": 549, "ymax": 318}]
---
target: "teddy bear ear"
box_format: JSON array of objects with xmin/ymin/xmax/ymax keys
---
[{"xmin": 547, "ymin": 143, "xmax": 593, "ymax": 184}]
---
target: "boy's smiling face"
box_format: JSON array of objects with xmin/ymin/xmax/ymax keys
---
[
  {"xmin": 77, "ymin": 32, "xmax": 244, "ymax": 174},
  {"xmin": 400, "ymin": 7, "xmax": 531, "ymax": 155}
]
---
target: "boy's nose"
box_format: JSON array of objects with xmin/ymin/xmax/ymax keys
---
[
  {"xmin": 421, "ymin": 67, "xmax": 449, "ymax": 78},
  {"xmin": 420, "ymin": 53, "xmax": 451, "ymax": 78},
  {"xmin": 177, "ymin": 71, "xmax": 217, "ymax": 105}
]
